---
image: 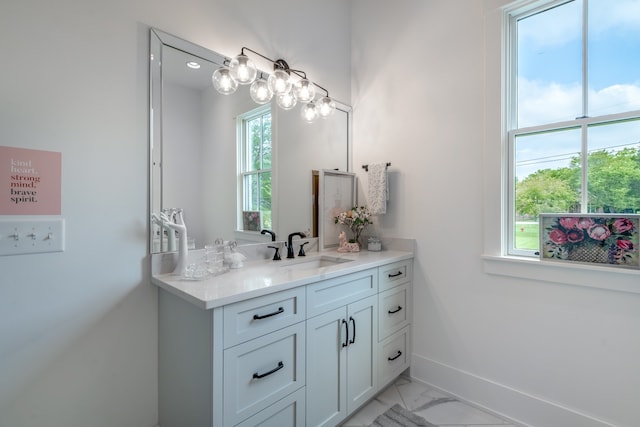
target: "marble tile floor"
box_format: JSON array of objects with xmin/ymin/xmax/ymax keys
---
[{"xmin": 341, "ymin": 376, "xmax": 519, "ymax": 427}]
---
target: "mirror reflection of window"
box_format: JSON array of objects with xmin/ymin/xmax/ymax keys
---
[{"xmin": 239, "ymin": 105, "xmax": 272, "ymax": 231}]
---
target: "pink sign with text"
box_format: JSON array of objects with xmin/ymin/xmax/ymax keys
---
[{"xmin": 0, "ymin": 146, "xmax": 62, "ymax": 215}]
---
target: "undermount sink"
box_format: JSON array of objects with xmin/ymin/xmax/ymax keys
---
[{"xmin": 280, "ymin": 256, "xmax": 353, "ymax": 270}]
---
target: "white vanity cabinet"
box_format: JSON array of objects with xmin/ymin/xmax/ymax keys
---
[
  {"xmin": 158, "ymin": 286, "xmax": 306, "ymax": 427},
  {"xmin": 305, "ymin": 269, "xmax": 378, "ymax": 427},
  {"xmin": 156, "ymin": 253, "xmax": 413, "ymax": 427},
  {"xmin": 377, "ymin": 259, "xmax": 413, "ymax": 388}
]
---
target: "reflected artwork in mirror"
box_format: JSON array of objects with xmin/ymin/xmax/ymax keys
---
[{"xmin": 149, "ymin": 28, "xmax": 352, "ymax": 253}]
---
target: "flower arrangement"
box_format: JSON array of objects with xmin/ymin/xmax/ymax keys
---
[
  {"xmin": 334, "ymin": 206, "xmax": 372, "ymax": 246},
  {"xmin": 541, "ymin": 214, "xmax": 639, "ymax": 267}
]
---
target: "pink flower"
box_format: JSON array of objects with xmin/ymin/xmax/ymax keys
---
[
  {"xmin": 566, "ymin": 228, "xmax": 585, "ymax": 243},
  {"xmin": 587, "ymin": 223, "xmax": 611, "ymax": 241},
  {"xmin": 612, "ymin": 218, "xmax": 635, "ymax": 233},
  {"xmin": 548, "ymin": 229, "xmax": 568, "ymax": 244},
  {"xmin": 617, "ymin": 239, "xmax": 634, "ymax": 251},
  {"xmin": 559, "ymin": 217, "xmax": 579, "ymax": 229},
  {"xmin": 576, "ymin": 218, "xmax": 594, "ymax": 229}
]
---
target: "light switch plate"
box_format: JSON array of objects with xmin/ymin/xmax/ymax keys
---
[{"xmin": 0, "ymin": 218, "xmax": 65, "ymax": 256}]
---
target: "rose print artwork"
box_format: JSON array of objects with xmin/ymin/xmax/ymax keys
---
[{"xmin": 540, "ymin": 214, "xmax": 639, "ymax": 268}]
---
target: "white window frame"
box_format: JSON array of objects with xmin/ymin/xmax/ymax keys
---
[
  {"xmin": 480, "ymin": 0, "xmax": 640, "ymax": 294},
  {"xmin": 505, "ymin": 0, "xmax": 640, "ymax": 257},
  {"xmin": 237, "ymin": 104, "xmax": 272, "ymax": 233}
]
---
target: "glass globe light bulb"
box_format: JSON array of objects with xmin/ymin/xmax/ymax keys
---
[
  {"xmin": 250, "ymin": 78, "xmax": 273, "ymax": 104},
  {"xmin": 317, "ymin": 96, "xmax": 336, "ymax": 118},
  {"xmin": 212, "ymin": 67, "xmax": 238, "ymax": 95},
  {"xmin": 229, "ymin": 54, "xmax": 257, "ymax": 85},
  {"xmin": 276, "ymin": 91, "xmax": 297, "ymax": 110},
  {"xmin": 293, "ymin": 79, "xmax": 316, "ymax": 103},
  {"xmin": 268, "ymin": 69, "xmax": 292, "ymax": 95},
  {"xmin": 301, "ymin": 101, "xmax": 319, "ymax": 122}
]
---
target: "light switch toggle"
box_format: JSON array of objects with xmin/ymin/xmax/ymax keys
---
[{"xmin": 0, "ymin": 218, "xmax": 65, "ymax": 256}]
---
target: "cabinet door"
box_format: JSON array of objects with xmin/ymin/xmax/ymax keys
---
[
  {"xmin": 306, "ymin": 307, "xmax": 347, "ymax": 427},
  {"xmin": 346, "ymin": 295, "xmax": 378, "ymax": 413}
]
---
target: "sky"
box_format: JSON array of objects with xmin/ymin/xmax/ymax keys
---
[{"xmin": 514, "ymin": 0, "xmax": 640, "ymax": 180}]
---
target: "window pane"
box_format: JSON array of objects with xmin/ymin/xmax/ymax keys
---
[
  {"xmin": 262, "ymin": 114, "xmax": 272, "ymax": 169},
  {"xmin": 514, "ymin": 128, "xmax": 582, "ymax": 250},
  {"xmin": 246, "ymin": 117, "xmax": 261, "ymax": 171},
  {"xmin": 243, "ymin": 173, "xmax": 259, "ymax": 211},
  {"xmin": 517, "ymin": 0, "xmax": 582, "ymax": 127},
  {"xmin": 587, "ymin": 119, "xmax": 640, "ymax": 213},
  {"xmin": 588, "ymin": 0, "xmax": 640, "ymax": 117},
  {"xmin": 259, "ymin": 172, "xmax": 272, "ymax": 229}
]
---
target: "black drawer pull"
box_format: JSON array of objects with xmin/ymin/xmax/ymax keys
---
[
  {"xmin": 253, "ymin": 361, "xmax": 284, "ymax": 379},
  {"xmin": 388, "ymin": 306, "xmax": 403, "ymax": 314},
  {"xmin": 388, "ymin": 351, "xmax": 402, "ymax": 361},
  {"xmin": 349, "ymin": 316, "xmax": 356, "ymax": 344},
  {"xmin": 388, "ymin": 271, "xmax": 403, "ymax": 278},
  {"xmin": 253, "ymin": 306, "xmax": 284, "ymax": 320},
  {"xmin": 342, "ymin": 319, "xmax": 349, "ymax": 348}
]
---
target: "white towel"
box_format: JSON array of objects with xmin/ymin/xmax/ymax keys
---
[{"xmin": 368, "ymin": 163, "xmax": 388, "ymax": 215}]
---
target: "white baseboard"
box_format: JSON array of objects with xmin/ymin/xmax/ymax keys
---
[{"xmin": 410, "ymin": 354, "xmax": 616, "ymax": 427}]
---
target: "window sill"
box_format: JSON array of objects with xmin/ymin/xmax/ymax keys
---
[{"xmin": 482, "ymin": 255, "xmax": 640, "ymax": 295}]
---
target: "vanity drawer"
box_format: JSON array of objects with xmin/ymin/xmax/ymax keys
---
[
  {"xmin": 234, "ymin": 387, "xmax": 305, "ymax": 427},
  {"xmin": 378, "ymin": 325, "xmax": 411, "ymax": 388},
  {"xmin": 224, "ymin": 322, "xmax": 306, "ymax": 426},
  {"xmin": 378, "ymin": 260, "xmax": 412, "ymax": 292},
  {"xmin": 224, "ymin": 287, "xmax": 306, "ymax": 348},
  {"xmin": 306, "ymin": 268, "xmax": 377, "ymax": 318},
  {"xmin": 379, "ymin": 284, "xmax": 410, "ymax": 341}
]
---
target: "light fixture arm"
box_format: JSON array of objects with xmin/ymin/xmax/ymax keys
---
[{"xmin": 239, "ymin": 47, "xmax": 330, "ymax": 98}]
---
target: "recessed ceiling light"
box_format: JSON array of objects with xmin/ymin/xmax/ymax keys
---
[{"xmin": 186, "ymin": 61, "xmax": 201, "ymax": 69}]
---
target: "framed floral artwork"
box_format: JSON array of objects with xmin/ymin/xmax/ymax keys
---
[
  {"xmin": 539, "ymin": 214, "xmax": 639, "ymax": 269},
  {"xmin": 242, "ymin": 211, "xmax": 260, "ymax": 231}
]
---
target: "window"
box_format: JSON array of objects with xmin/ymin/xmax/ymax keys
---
[
  {"xmin": 238, "ymin": 106, "xmax": 272, "ymax": 231},
  {"xmin": 507, "ymin": 0, "xmax": 640, "ymax": 257}
]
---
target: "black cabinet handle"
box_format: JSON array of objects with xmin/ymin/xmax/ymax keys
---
[
  {"xmin": 342, "ymin": 319, "xmax": 349, "ymax": 348},
  {"xmin": 349, "ymin": 316, "xmax": 356, "ymax": 344},
  {"xmin": 253, "ymin": 307, "xmax": 284, "ymax": 320},
  {"xmin": 388, "ymin": 351, "xmax": 402, "ymax": 361},
  {"xmin": 252, "ymin": 361, "xmax": 284, "ymax": 379},
  {"xmin": 388, "ymin": 271, "xmax": 403, "ymax": 278},
  {"xmin": 388, "ymin": 306, "xmax": 403, "ymax": 314}
]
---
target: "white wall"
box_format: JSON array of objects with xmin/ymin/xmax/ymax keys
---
[
  {"xmin": 351, "ymin": 1, "xmax": 640, "ymax": 426},
  {"xmin": 0, "ymin": 1, "xmax": 351, "ymax": 426}
]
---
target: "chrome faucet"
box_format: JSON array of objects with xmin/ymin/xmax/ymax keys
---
[{"xmin": 286, "ymin": 232, "xmax": 306, "ymax": 259}]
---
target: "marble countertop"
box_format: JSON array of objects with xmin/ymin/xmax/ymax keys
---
[{"xmin": 152, "ymin": 249, "xmax": 413, "ymax": 309}]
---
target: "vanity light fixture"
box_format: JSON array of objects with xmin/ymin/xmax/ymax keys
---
[
  {"xmin": 249, "ymin": 75, "xmax": 273, "ymax": 104},
  {"xmin": 212, "ymin": 47, "xmax": 336, "ymax": 122},
  {"xmin": 228, "ymin": 53, "xmax": 257, "ymax": 84},
  {"xmin": 301, "ymin": 101, "xmax": 319, "ymax": 122},
  {"xmin": 212, "ymin": 67, "xmax": 238, "ymax": 95},
  {"xmin": 276, "ymin": 91, "xmax": 297, "ymax": 110}
]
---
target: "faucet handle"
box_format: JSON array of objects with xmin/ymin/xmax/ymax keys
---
[
  {"xmin": 268, "ymin": 245, "xmax": 281, "ymax": 261},
  {"xmin": 298, "ymin": 241, "xmax": 309, "ymax": 257}
]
